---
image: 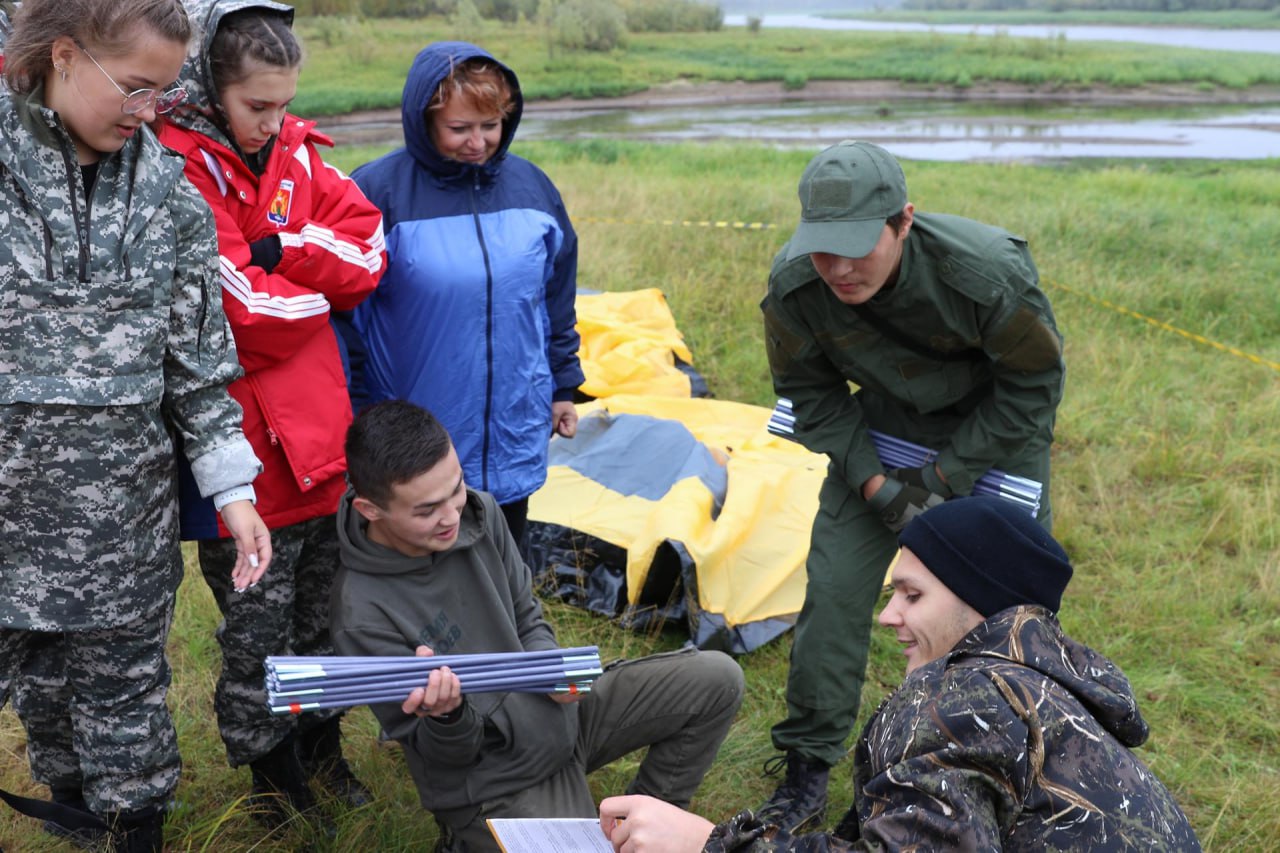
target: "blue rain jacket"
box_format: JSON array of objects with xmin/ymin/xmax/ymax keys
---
[{"xmin": 345, "ymin": 42, "xmax": 583, "ymax": 504}]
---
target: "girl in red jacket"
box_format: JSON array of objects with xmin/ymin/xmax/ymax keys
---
[{"xmin": 157, "ymin": 0, "xmax": 384, "ymax": 828}]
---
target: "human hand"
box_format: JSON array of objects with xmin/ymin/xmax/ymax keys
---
[
  {"xmin": 552, "ymin": 400, "xmax": 578, "ymax": 438},
  {"xmin": 247, "ymin": 234, "xmax": 282, "ymax": 273},
  {"xmin": 219, "ymin": 500, "xmax": 272, "ymax": 591},
  {"xmin": 599, "ymin": 795, "xmax": 715, "ymax": 853},
  {"xmin": 888, "ymin": 464, "xmax": 953, "ymax": 499},
  {"xmin": 401, "ymin": 645, "xmax": 463, "ymax": 719},
  {"xmin": 866, "ymin": 475, "xmax": 944, "ymax": 533},
  {"xmin": 548, "ymin": 688, "xmax": 584, "ymax": 705}
]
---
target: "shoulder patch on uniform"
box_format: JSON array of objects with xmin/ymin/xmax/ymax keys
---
[
  {"xmin": 988, "ymin": 305, "xmax": 1063, "ymax": 372},
  {"xmin": 762, "ymin": 295, "xmax": 809, "ymax": 361}
]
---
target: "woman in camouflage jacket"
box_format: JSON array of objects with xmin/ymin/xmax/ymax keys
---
[{"xmin": 0, "ymin": 1, "xmax": 269, "ymax": 848}]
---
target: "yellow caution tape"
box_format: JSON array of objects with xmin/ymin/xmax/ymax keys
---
[
  {"xmin": 576, "ymin": 216, "xmax": 778, "ymax": 231},
  {"xmin": 1044, "ymin": 278, "xmax": 1280, "ymax": 375}
]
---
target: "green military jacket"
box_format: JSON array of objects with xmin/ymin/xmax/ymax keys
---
[
  {"xmin": 762, "ymin": 212, "xmax": 1064, "ymax": 497},
  {"xmin": 0, "ymin": 85, "xmax": 259, "ymax": 630}
]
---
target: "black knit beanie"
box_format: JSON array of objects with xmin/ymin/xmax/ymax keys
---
[{"xmin": 898, "ymin": 496, "xmax": 1073, "ymax": 617}]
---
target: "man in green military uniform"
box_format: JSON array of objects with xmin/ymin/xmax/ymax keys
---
[{"xmin": 757, "ymin": 140, "xmax": 1065, "ymax": 832}]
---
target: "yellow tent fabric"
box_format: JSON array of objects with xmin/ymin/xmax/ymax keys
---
[
  {"xmin": 528, "ymin": 289, "xmax": 934, "ymax": 649},
  {"xmin": 530, "ymin": 393, "xmax": 828, "ymax": 650},
  {"xmin": 575, "ymin": 289, "xmax": 697, "ymax": 399}
]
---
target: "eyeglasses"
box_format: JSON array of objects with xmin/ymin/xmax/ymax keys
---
[{"xmin": 78, "ymin": 44, "xmax": 187, "ymax": 116}]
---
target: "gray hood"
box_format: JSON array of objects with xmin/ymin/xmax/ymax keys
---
[{"xmin": 165, "ymin": 0, "xmax": 293, "ymax": 152}]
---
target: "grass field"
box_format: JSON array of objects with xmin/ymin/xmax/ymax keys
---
[
  {"xmin": 1, "ymin": 139, "xmax": 1276, "ymax": 850},
  {"xmin": 285, "ymin": 14, "xmax": 1280, "ymax": 116}
]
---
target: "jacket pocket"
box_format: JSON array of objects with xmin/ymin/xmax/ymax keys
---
[
  {"xmin": 897, "ymin": 358, "xmax": 988, "ymax": 416},
  {"xmin": 0, "ymin": 276, "xmax": 166, "ymax": 406}
]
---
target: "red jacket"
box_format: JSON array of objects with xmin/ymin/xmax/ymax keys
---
[{"xmin": 160, "ymin": 115, "xmax": 385, "ymax": 534}]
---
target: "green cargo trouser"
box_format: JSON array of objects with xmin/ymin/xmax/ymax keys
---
[
  {"xmin": 432, "ymin": 647, "xmax": 745, "ymax": 852},
  {"xmin": 772, "ymin": 403, "xmax": 1054, "ymax": 768},
  {"xmin": 769, "ymin": 474, "xmax": 897, "ymax": 768}
]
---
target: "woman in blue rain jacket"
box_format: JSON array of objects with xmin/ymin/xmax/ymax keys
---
[{"xmin": 344, "ymin": 41, "xmax": 583, "ymax": 550}]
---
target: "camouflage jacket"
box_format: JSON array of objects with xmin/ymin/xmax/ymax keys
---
[
  {"xmin": 0, "ymin": 84, "xmax": 260, "ymax": 630},
  {"xmin": 762, "ymin": 213, "xmax": 1064, "ymax": 497},
  {"xmin": 707, "ymin": 607, "xmax": 1201, "ymax": 851}
]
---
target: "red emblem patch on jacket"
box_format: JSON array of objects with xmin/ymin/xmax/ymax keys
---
[{"xmin": 268, "ymin": 179, "xmax": 295, "ymax": 226}]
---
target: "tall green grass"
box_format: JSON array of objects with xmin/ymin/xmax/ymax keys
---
[
  {"xmin": 2, "ymin": 145, "xmax": 1277, "ymax": 850},
  {"xmin": 287, "ymin": 15, "xmax": 1280, "ymax": 116}
]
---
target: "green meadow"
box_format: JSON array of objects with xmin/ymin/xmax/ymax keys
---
[
  {"xmin": 286, "ymin": 14, "xmax": 1280, "ymax": 115},
  {"xmin": 2, "ymin": 15, "xmax": 1278, "ymax": 853}
]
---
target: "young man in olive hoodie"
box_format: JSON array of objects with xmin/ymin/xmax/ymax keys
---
[{"xmin": 330, "ymin": 400, "xmax": 745, "ymax": 852}]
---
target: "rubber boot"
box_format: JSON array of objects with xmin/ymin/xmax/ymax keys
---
[
  {"xmin": 42, "ymin": 787, "xmax": 108, "ymax": 849},
  {"xmin": 298, "ymin": 716, "xmax": 373, "ymax": 808},
  {"xmin": 756, "ymin": 752, "xmax": 829, "ymax": 835},
  {"xmin": 247, "ymin": 733, "xmax": 323, "ymax": 831},
  {"xmin": 105, "ymin": 807, "xmax": 164, "ymax": 853}
]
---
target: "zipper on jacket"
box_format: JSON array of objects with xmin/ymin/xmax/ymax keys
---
[
  {"xmin": 469, "ymin": 174, "xmax": 496, "ymax": 494},
  {"xmin": 53, "ymin": 145, "xmax": 93, "ymax": 279},
  {"xmin": 40, "ymin": 220, "xmax": 54, "ymax": 280},
  {"xmin": 267, "ymin": 427, "xmax": 280, "ymax": 446},
  {"xmin": 56, "ymin": 146, "xmax": 91, "ymax": 282}
]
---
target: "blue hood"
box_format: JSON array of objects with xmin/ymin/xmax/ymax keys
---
[{"xmin": 401, "ymin": 41, "xmax": 524, "ymax": 183}]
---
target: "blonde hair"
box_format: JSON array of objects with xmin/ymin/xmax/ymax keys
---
[{"xmin": 3, "ymin": 0, "xmax": 191, "ymax": 94}]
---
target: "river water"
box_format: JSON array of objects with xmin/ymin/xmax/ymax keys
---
[
  {"xmin": 323, "ymin": 17, "xmax": 1280, "ymax": 162},
  {"xmin": 513, "ymin": 100, "xmax": 1280, "ymax": 162}
]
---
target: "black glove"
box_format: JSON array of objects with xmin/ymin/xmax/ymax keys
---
[
  {"xmin": 888, "ymin": 464, "xmax": 954, "ymax": 500},
  {"xmin": 867, "ymin": 476, "xmax": 946, "ymax": 533},
  {"xmin": 248, "ymin": 235, "xmax": 283, "ymax": 273}
]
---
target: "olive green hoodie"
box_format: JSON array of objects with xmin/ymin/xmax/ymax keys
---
[{"xmin": 330, "ymin": 486, "xmax": 577, "ymax": 810}]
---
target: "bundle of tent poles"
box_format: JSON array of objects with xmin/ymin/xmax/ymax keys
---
[
  {"xmin": 265, "ymin": 646, "xmax": 604, "ymax": 715},
  {"xmin": 767, "ymin": 398, "xmax": 1042, "ymax": 517}
]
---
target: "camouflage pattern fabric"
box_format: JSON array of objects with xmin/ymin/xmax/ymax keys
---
[
  {"xmin": 0, "ymin": 83, "xmax": 260, "ymax": 632},
  {"xmin": 198, "ymin": 515, "xmax": 342, "ymax": 767},
  {"xmin": 0, "ymin": 599, "xmax": 180, "ymax": 814},
  {"xmin": 708, "ymin": 607, "xmax": 1201, "ymax": 852},
  {"xmin": 11, "ymin": 633, "xmax": 81, "ymax": 793}
]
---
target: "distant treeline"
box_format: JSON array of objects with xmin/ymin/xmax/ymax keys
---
[
  {"xmin": 903, "ymin": 0, "xmax": 1278, "ymax": 10},
  {"xmin": 291, "ymin": 0, "xmax": 723, "ymax": 31}
]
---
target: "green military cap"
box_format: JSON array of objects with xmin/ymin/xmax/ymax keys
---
[{"xmin": 785, "ymin": 140, "xmax": 907, "ymax": 262}]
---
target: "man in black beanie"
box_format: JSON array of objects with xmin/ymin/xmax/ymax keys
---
[{"xmin": 597, "ymin": 497, "xmax": 1202, "ymax": 852}]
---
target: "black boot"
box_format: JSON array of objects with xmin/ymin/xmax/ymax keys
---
[
  {"xmin": 248, "ymin": 733, "xmax": 323, "ymax": 831},
  {"xmin": 756, "ymin": 752, "xmax": 829, "ymax": 835},
  {"xmin": 105, "ymin": 806, "xmax": 164, "ymax": 853},
  {"xmin": 41, "ymin": 787, "xmax": 108, "ymax": 849},
  {"xmin": 299, "ymin": 716, "xmax": 373, "ymax": 808}
]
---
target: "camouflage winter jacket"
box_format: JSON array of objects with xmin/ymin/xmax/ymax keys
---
[
  {"xmin": 0, "ymin": 84, "xmax": 260, "ymax": 630},
  {"xmin": 708, "ymin": 607, "xmax": 1201, "ymax": 851}
]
